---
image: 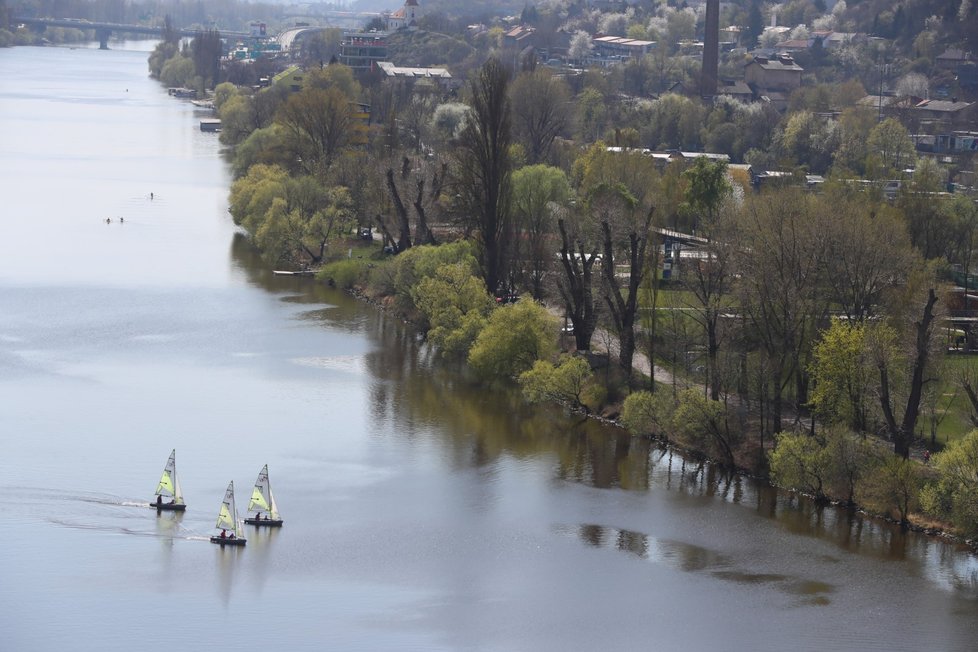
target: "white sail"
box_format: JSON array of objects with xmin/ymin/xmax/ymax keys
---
[
  {"xmin": 154, "ymin": 449, "xmax": 183, "ymax": 503},
  {"xmin": 215, "ymin": 481, "xmax": 237, "ymax": 531},
  {"xmin": 248, "ymin": 464, "xmax": 280, "ymax": 520}
]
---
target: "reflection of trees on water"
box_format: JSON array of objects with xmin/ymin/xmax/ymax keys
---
[
  {"xmin": 230, "ymin": 229, "xmax": 978, "ymax": 593},
  {"xmin": 363, "ymin": 323, "xmax": 655, "ymax": 489}
]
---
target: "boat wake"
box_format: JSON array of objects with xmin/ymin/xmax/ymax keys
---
[{"xmin": 48, "ymin": 518, "xmax": 165, "ymax": 538}]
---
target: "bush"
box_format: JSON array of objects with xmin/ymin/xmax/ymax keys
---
[
  {"xmin": 670, "ymin": 390, "xmax": 740, "ymax": 466},
  {"xmin": 469, "ymin": 299, "xmax": 558, "ymax": 381},
  {"xmin": 519, "ymin": 355, "xmax": 594, "ymax": 412},
  {"xmin": 621, "ymin": 390, "xmax": 673, "ymax": 437},
  {"xmin": 319, "ymin": 258, "xmax": 370, "ymax": 289}
]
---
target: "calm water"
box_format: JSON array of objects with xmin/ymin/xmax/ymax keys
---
[{"xmin": 2, "ymin": 44, "xmax": 978, "ymax": 652}]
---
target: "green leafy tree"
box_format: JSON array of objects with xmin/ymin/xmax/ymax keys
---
[
  {"xmin": 519, "ymin": 355, "xmax": 594, "ymax": 413},
  {"xmin": 413, "ymin": 263, "xmax": 493, "ymax": 359},
  {"xmin": 769, "ymin": 431, "xmax": 832, "ymax": 502},
  {"xmin": 809, "ymin": 321, "xmax": 872, "ymax": 432},
  {"xmin": 920, "ymin": 430, "xmax": 978, "ymax": 536},
  {"xmin": 621, "ymin": 390, "xmax": 675, "ymax": 437},
  {"xmin": 670, "ymin": 389, "xmax": 738, "ymax": 467},
  {"xmin": 469, "ymin": 299, "xmax": 558, "ymax": 381},
  {"xmin": 511, "ymin": 164, "xmax": 572, "ymax": 299},
  {"xmin": 866, "ymin": 118, "xmax": 915, "ymax": 176},
  {"xmin": 868, "ymin": 456, "xmax": 921, "ymax": 524}
]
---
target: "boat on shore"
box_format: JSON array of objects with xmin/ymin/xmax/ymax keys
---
[
  {"xmin": 272, "ymin": 269, "xmax": 314, "ymax": 277},
  {"xmin": 244, "ymin": 464, "xmax": 283, "ymax": 527},
  {"xmin": 210, "ymin": 481, "xmax": 246, "ymax": 546},
  {"xmin": 152, "ymin": 449, "xmax": 186, "ymax": 511}
]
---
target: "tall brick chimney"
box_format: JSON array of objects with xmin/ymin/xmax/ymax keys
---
[{"xmin": 701, "ymin": 0, "xmax": 719, "ymax": 97}]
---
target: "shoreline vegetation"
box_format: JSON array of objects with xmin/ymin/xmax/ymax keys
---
[{"xmin": 144, "ymin": 19, "xmax": 978, "ymax": 553}]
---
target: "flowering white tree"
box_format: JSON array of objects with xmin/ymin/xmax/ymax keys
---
[
  {"xmin": 568, "ymin": 30, "xmax": 594, "ymax": 63},
  {"xmin": 896, "ymin": 72, "xmax": 929, "ymax": 98}
]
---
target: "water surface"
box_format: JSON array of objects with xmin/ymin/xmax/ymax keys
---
[{"xmin": 2, "ymin": 43, "xmax": 978, "ymax": 652}]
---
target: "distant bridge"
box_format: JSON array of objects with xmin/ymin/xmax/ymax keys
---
[{"xmin": 14, "ymin": 17, "xmax": 252, "ymax": 49}]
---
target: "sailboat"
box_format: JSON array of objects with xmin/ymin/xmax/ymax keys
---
[
  {"xmin": 152, "ymin": 449, "xmax": 186, "ymax": 511},
  {"xmin": 244, "ymin": 464, "xmax": 283, "ymax": 526},
  {"xmin": 210, "ymin": 481, "xmax": 246, "ymax": 546}
]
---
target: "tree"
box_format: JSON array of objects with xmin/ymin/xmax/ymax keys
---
[
  {"xmin": 453, "ymin": 58, "xmax": 514, "ymax": 296},
  {"xmin": 737, "ymin": 190, "xmax": 827, "ymax": 433},
  {"xmin": 809, "ymin": 321, "xmax": 872, "ymax": 431},
  {"xmin": 469, "ymin": 299, "xmax": 558, "ymax": 381},
  {"xmin": 555, "ymin": 217, "xmax": 601, "ymax": 352},
  {"xmin": 592, "ymin": 183, "xmax": 654, "ymax": 381},
  {"xmin": 820, "ymin": 193, "xmax": 915, "ymax": 323},
  {"xmin": 568, "ymin": 30, "xmax": 593, "ymax": 63},
  {"xmin": 671, "ymin": 389, "xmax": 738, "ymax": 467},
  {"xmin": 509, "ymin": 69, "xmax": 571, "ymax": 165},
  {"xmin": 866, "ymin": 118, "xmax": 915, "ymax": 175},
  {"xmin": 682, "ymin": 206, "xmax": 736, "ymax": 401},
  {"xmin": 511, "ymin": 165, "xmax": 572, "ymax": 299},
  {"xmin": 877, "ymin": 285, "xmax": 941, "ymax": 458},
  {"xmin": 681, "ymin": 157, "xmax": 730, "ymax": 228},
  {"xmin": 276, "ymin": 86, "xmax": 354, "ymax": 178},
  {"xmin": 519, "ymin": 355, "xmax": 594, "ymax": 413},
  {"xmin": 413, "ymin": 263, "xmax": 493, "ymax": 359},
  {"xmin": 191, "ymin": 29, "xmax": 222, "ymax": 89},
  {"xmin": 921, "ymin": 430, "xmax": 978, "ymax": 537},
  {"xmin": 769, "ymin": 430, "xmax": 832, "ymax": 502}
]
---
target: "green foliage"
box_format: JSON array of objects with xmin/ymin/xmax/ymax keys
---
[
  {"xmin": 921, "ymin": 430, "xmax": 978, "ymax": 536},
  {"xmin": 412, "ymin": 263, "xmax": 493, "ymax": 359},
  {"xmin": 621, "ymin": 390, "xmax": 674, "ymax": 437},
  {"xmin": 866, "ymin": 456, "xmax": 921, "ymax": 523},
  {"xmin": 213, "ymin": 82, "xmax": 238, "ymax": 111},
  {"xmin": 231, "ymin": 124, "xmax": 290, "ymax": 178},
  {"xmin": 682, "ymin": 157, "xmax": 730, "ymax": 224},
  {"xmin": 228, "ymin": 164, "xmax": 355, "ymax": 265},
  {"xmin": 670, "ymin": 389, "xmax": 739, "ymax": 466},
  {"xmin": 469, "ymin": 299, "xmax": 558, "ymax": 381},
  {"xmin": 218, "ymin": 94, "xmax": 256, "ymax": 146},
  {"xmin": 319, "ymin": 258, "xmax": 371, "ymax": 289},
  {"xmin": 519, "ymin": 355, "xmax": 594, "ymax": 412},
  {"xmin": 770, "ymin": 425, "xmax": 880, "ymax": 504},
  {"xmin": 389, "ymin": 241, "xmax": 479, "ymax": 314},
  {"xmin": 809, "ymin": 321, "xmax": 871, "ymax": 430},
  {"xmin": 769, "ymin": 431, "xmax": 831, "ymax": 501},
  {"xmin": 159, "ymin": 54, "xmax": 195, "ymax": 89},
  {"xmin": 866, "ymin": 118, "xmax": 915, "ymax": 176}
]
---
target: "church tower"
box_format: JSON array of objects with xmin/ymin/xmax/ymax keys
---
[{"xmin": 404, "ymin": 0, "xmax": 421, "ymax": 27}]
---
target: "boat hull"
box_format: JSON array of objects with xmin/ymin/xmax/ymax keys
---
[
  {"xmin": 210, "ymin": 536, "xmax": 246, "ymax": 546},
  {"xmin": 152, "ymin": 503, "xmax": 186, "ymax": 512},
  {"xmin": 244, "ymin": 518, "xmax": 283, "ymax": 527}
]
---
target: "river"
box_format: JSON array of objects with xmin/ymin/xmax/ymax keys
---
[{"xmin": 1, "ymin": 43, "xmax": 977, "ymax": 652}]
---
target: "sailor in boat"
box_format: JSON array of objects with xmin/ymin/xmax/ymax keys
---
[
  {"xmin": 220, "ymin": 529, "xmax": 227, "ymax": 539},
  {"xmin": 156, "ymin": 495, "xmax": 162, "ymax": 507},
  {"xmin": 229, "ymin": 532, "xmax": 236, "ymax": 540}
]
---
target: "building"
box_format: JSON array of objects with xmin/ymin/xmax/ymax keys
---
[
  {"xmin": 376, "ymin": 61, "xmax": 455, "ymax": 90},
  {"xmin": 339, "ymin": 32, "xmax": 388, "ymax": 74},
  {"xmin": 591, "ymin": 35, "xmax": 656, "ymax": 61},
  {"xmin": 912, "ymin": 99, "xmax": 977, "ymax": 131},
  {"xmin": 744, "ymin": 54, "xmax": 803, "ymax": 93},
  {"xmin": 385, "ymin": 0, "xmax": 422, "ymax": 31}
]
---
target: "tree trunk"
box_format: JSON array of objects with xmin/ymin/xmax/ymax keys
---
[{"xmin": 385, "ymin": 167, "xmax": 412, "ymax": 252}]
